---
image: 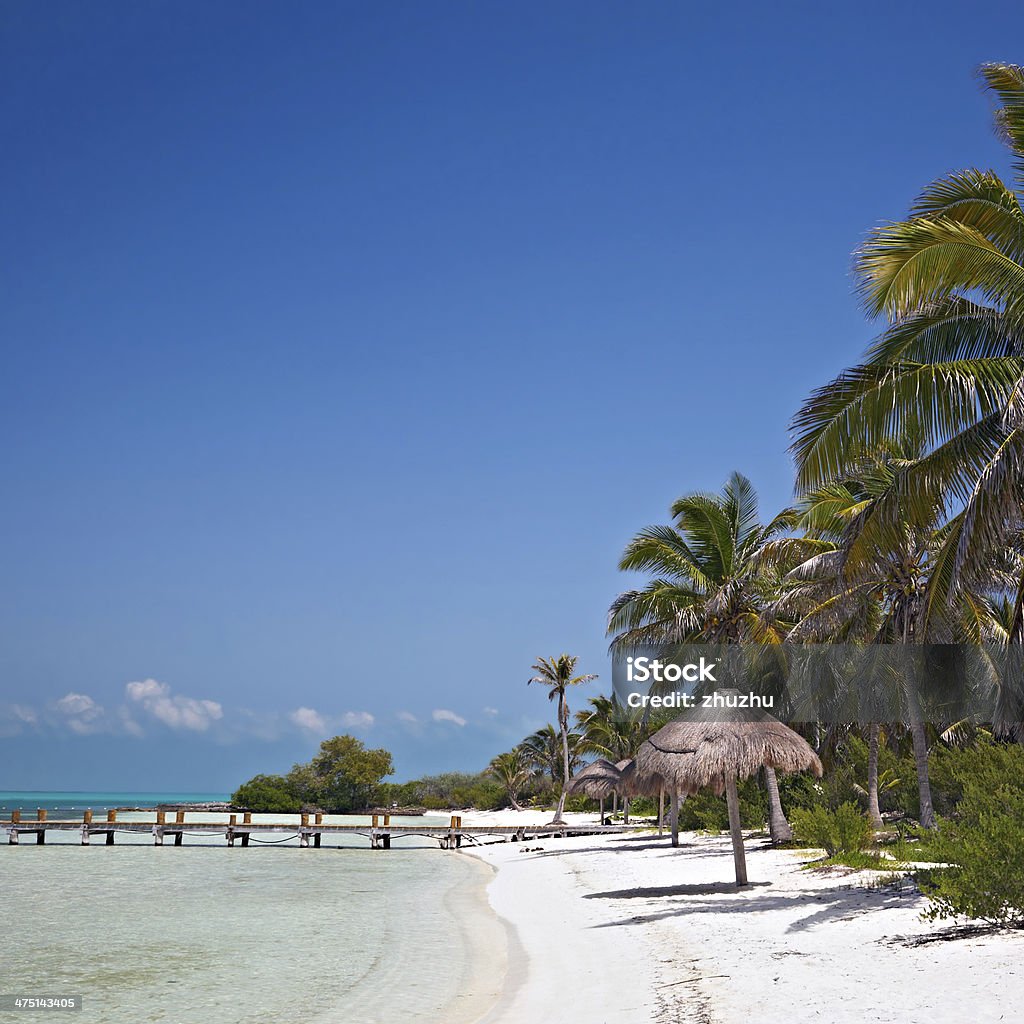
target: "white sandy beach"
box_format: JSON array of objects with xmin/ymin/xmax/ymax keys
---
[{"xmin": 462, "ymin": 810, "xmax": 1024, "ymax": 1024}]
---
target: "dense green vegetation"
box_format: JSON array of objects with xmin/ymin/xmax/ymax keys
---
[{"xmin": 232, "ymin": 735, "xmax": 393, "ymax": 813}]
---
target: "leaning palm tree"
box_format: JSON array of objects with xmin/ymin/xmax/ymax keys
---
[
  {"xmin": 528, "ymin": 655, "xmax": 597, "ymax": 823},
  {"xmin": 609, "ymin": 472, "xmax": 812, "ymax": 842},
  {"xmin": 791, "ymin": 62, "xmax": 1024, "ymax": 635},
  {"xmin": 488, "ymin": 749, "xmax": 530, "ymax": 811}
]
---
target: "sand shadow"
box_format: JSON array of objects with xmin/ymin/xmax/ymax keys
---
[
  {"xmin": 584, "ymin": 881, "xmax": 771, "ymax": 898},
  {"xmin": 586, "ymin": 880, "xmax": 921, "ymax": 933}
]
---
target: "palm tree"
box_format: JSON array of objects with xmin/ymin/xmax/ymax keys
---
[
  {"xmin": 520, "ymin": 723, "xmax": 584, "ymax": 786},
  {"xmin": 488, "ymin": 749, "xmax": 530, "ymax": 811},
  {"xmin": 608, "ymin": 472, "xmax": 809, "ymax": 842},
  {"xmin": 791, "ymin": 63, "xmax": 1024, "ymax": 634},
  {"xmin": 528, "ymin": 655, "xmax": 597, "ymax": 823},
  {"xmin": 777, "ymin": 448, "xmax": 939, "ymax": 826}
]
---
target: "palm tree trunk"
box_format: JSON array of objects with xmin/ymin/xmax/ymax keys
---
[
  {"xmin": 623, "ymin": 797, "xmax": 630, "ymax": 825},
  {"xmin": 764, "ymin": 766, "xmax": 792, "ymax": 843},
  {"xmin": 552, "ymin": 692, "xmax": 570, "ymax": 823},
  {"xmin": 669, "ymin": 791, "xmax": 680, "ymax": 847},
  {"xmin": 866, "ymin": 723, "xmax": 883, "ymax": 828},
  {"xmin": 725, "ymin": 774, "xmax": 748, "ymax": 886},
  {"xmin": 905, "ymin": 676, "xmax": 936, "ymax": 829}
]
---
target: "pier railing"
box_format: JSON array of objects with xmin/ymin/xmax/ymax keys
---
[{"xmin": 2, "ymin": 809, "xmax": 640, "ymax": 850}]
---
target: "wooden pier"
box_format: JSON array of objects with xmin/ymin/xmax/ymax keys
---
[{"xmin": 2, "ymin": 808, "xmax": 638, "ymax": 850}]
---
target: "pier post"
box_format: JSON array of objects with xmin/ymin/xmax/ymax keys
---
[
  {"xmin": 81, "ymin": 825, "xmax": 90, "ymax": 846},
  {"xmin": 106, "ymin": 809, "xmax": 116, "ymax": 844},
  {"xmin": 241, "ymin": 833, "xmax": 249, "ymax": 847},
  {"xmin": 153, "ymin": 826, "xmax": 164, "ymax": 846},
  {"xmin": 313, "ymin": 833, "xmax": 321, "ymax": 848},
  {"xmin": 315, "ymin": 812, "xmax": 323, "ymax": 825},
  {"xmin": 174, "ymin": 831, "xmax": 183, "ymax": 846},
  {"xmin": 8, "ymin": 828, "xmax": 17, "ymax": 845},
  {"xmin": 11, "ymin": 810, "xmax": 21, "ymax": 824},
  {"xmin": 36, "ymin": 829, "xmax": 44, "ymax": 845},
  {"xmin": 37, "ymin": 809, "xmax": 47, "ymax": 822},
  {"xmin": 243, "ymin": 812, "xmax": 252, "ymax": 825},
  {"xmin": 228, "ymin": 815, "xmax": 236, "ymax": 846},
  {"xmin": 300, "ymin": 829, "xmax": 310, "ymax": 848}
]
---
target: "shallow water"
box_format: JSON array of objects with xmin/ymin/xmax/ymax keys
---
[{"xmin": 1, "ymin": 835, "xmax": 504, "ymax": 1023}]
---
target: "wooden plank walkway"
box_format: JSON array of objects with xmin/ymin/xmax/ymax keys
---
[{"xmin": 1, "ymin": 809, "xmax": 640, "ymax": 850}]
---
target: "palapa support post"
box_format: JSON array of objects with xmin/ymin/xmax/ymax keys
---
[
  {"xmin": 725, "ymin": 774, "xmax": 748, "ymax": 887},
  {"xmin": 658, "ymin": 788, "xmax": 665, "ymax": 836},
  {"xmin": 670, "ymin": 792, "xmax": 680, "ymax": 848}
]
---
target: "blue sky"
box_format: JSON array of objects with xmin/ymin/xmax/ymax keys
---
[{"xmin": 2, "ymin": 2, "xmax": 1021, "ymax": 789}]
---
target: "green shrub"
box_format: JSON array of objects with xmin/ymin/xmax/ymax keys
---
[
  {"xmin": 231, "ymin": 774, "xmax": 302, "ymax": 813},
  {"xmin": 676, "ymin": 778, "xmax": 767, "ymax": 832},
  {"xmin": 791, "ymin": 802, "xmax": 873, "ymax": 857},
  {"xmin": 919, "ymin": 781, "xmax": 1024, "ymax": 927}
]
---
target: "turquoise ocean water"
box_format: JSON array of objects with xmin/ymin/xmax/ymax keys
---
[{"xmin": 0, "ymin": 793, "xmax": 505, "ymax": 1023}]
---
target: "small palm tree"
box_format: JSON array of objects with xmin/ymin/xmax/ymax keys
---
[
  {"xmin": 488, "ymin": 749, "xmax": 530, "ymax": 811},
  {"xmin": 528, "ymin": 655, "xmax": 597, "ymax": 823},
  {"xmin": 609, "ymin": 473, "xmax": 806, "ymax": 842}
]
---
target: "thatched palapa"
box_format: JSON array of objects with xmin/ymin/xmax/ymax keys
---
[
  {"xmin": 566, "ymin": 758, "xmax": 621, "ymax": 799},
  {"xmin": 633, "ymin": 690, "xmax": 822, "ymax": 885},
  {"xmin": 566, "ymin": 758, "xmax": 622, "ymax": 823}
]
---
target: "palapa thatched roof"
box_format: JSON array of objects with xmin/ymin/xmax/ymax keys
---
[
  {"xmin": 615, "ymin": 758, "xmax": 665, "ymax": 798},
  {"xmin": 633, "ymin": 692, "xmax": 822, "ymax": 796},
  {"xmin": 566, "ymin": 758, "xmax": 621, "ymax": 799}
]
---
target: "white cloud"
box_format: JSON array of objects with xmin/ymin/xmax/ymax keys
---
[
  {"xmin": 397, "ymin": 710, "xmax": 417, "ymax": 723},
  {"xmin": 55, "ymin": 692, "xmax": 101, "ymax": 717},
  {"xmin": 11, "ymin": 704, "xmax": 38, "ymax": 724},
  {"xmin": 342, "ymin": 711, "xmax": 374, "ymax": 728},
  {"xmin": 289, "ymin": 707, "xmax": 327, "ymax": 733},
  {"xmin": 125, "ymin": 678, "xmax": 223, "ymax": 732},
  {"xmin": 0, "ymin": 703, "xmax": 39, "ymax": 737},
  {"xmin": 432, "ymin": 708, "xmax": 466, "ymax": 727},
  {"xmin": 482, "ymin": 706, "xmax": 499, "ymax": 717},
  {"xmin": 52, "ymin": 692, "xmax": 105, "ymax": 734}
]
